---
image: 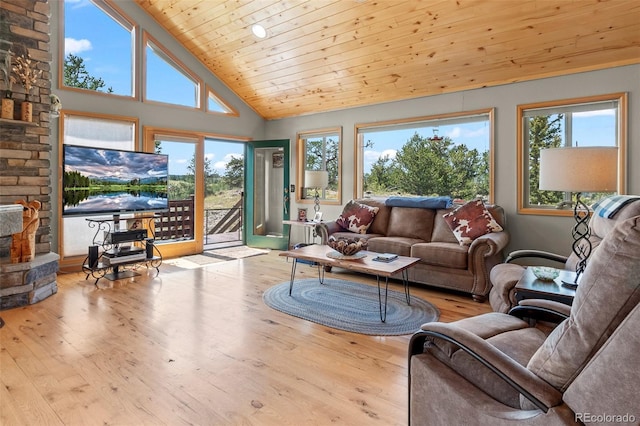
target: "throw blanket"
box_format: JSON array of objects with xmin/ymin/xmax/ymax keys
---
[
  {"xmin": 592, "ymin": 195, "xmax": 640, "ymax": 218},
  {"xmin": 385, "ymin": 196, "xmax": 453, "ymax": 209}
]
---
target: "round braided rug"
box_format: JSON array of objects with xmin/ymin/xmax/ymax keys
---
[{"xmin": 263, "ymin": 278, "xmax": 439, "ymax": 335}]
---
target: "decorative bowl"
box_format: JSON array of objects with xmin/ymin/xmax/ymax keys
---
[
  {"xmin": 531, "ymin": 266, "xmax": 560, "ymax": 281},
  {"xmin": 327, "ymin": 236, "xmax": 367, "ymax": 256}
]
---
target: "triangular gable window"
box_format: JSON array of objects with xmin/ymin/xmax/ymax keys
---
[
  {"xmin": 207, "ymin": 86, "xmax": 238, "ymax": 116},
  {"xmin": 144, "ymin": 32, "xmax": 201, "ymax": 108}
]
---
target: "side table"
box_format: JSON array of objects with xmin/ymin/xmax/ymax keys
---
[
  {"xmin": 515, "ymin": 268, "xmax": 577, "ymax": 306},
  {"xmin": 282, "ymin": 219, "xmax": 319, "ymax": 248}
]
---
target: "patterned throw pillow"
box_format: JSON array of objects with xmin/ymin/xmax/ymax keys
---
[
  {"xmin": 443, "ymin": 199, "xmax": 503, "ymax": 245},
  {"xmin": 336, "ymin": 200, "xmax": 380, "ymax": 234}
]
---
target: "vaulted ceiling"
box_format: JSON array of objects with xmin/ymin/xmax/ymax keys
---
[{"xmin": 134, "ymin": 0, "xmax": 640, "ymax": 120}]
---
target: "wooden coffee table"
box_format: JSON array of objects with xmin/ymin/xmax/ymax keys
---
[
  {"xmin": 279, "ymin": 244, "xmax": 420, "ymax": 322},
  {"xmin": 515, "ymin": 268, "xmax": 577, "ymax": 306}
]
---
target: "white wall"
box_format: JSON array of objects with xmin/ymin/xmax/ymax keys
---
[{"xmin": 265, "ymin": 65, "xmax": 640, "ymax": 254}]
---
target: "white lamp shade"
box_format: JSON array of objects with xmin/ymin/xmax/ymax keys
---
[
  {"xmin": 305, "ymin": 170, "xmax": 329, "ymax": 189},
  {"xmin": 539, "ymin": 147, "xmax": 617, "ymax": 192}
]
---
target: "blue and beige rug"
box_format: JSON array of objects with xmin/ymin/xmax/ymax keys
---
[{"xmin": 263, "ymin": 278, "xmax": 439, "ymax": 335}]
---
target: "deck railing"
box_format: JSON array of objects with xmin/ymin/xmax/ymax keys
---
[
  {"xmin": 155, "ymin": 195, "xmax": 195, "ymax": 241},
  {"xmin": 154, "ymin": 196, "xmax": 243, "ymax": 245}
]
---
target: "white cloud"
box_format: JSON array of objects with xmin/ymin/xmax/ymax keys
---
[
  {"xmin": 213, "ymin": 153, "xmax": 243, "ymax": 173},
  {"xmin": 364, "ymin": 149, "xmax": 396, "ymax": 164},
  {"xmin": 574, "ymin": 109, "xmax": 616, "ymax": 117},
  {"xmin": 65, "ymin": 37, "xmax": 92, "ymax": 56}
]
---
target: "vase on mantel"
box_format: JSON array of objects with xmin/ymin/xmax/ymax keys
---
[
  {"xmin": 21, "ymin": 100, "xmax": 32, "ymax": 122},
  {"xmin": 1, "ymin": 94, "xmax": 14, "ymax": 120}
]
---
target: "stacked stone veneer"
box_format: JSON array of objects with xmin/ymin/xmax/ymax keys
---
[{"xmin": 1, "ymin": 0, "xmax": 58, "ymax": 310}]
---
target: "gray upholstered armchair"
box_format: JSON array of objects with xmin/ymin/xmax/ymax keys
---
[
  {"xmin": 408, "ymin": 214, "xmax": 640, "ymax": 425},
  {"xmin": 489, "ymin": 197, "xmax": 640, "ymax": 313}
]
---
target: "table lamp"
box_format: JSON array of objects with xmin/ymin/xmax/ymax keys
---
[
  {"xmin": 305, "ymin": 170, "xmax": 329, "ymax": 212},
  {"xmin": 539, "ymin": 146, "xmax": 617, "ymax": 287}
]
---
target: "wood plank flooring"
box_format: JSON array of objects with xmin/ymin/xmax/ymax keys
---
[{"xmin": 0, "ymin": 250, "xmax": 491, "ymax": 425}]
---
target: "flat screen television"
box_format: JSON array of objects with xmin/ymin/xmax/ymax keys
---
[{"xmin": 62, "ymin": 144, "xmax": 169, "ymax": 217}]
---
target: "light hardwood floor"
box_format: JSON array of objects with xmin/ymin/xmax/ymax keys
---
[{"xmin": 1, "ymin": 250, "xmax": 491, "ymax": 425}]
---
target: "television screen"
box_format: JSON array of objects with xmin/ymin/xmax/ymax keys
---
[{"xmin": 63, "ymin": 144, "xmax": 169, "ymax": 217}]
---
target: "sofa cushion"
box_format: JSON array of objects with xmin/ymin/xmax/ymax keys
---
[
  {"xmin": 431, "ymin": 208, "xmax": 460, "ymax": 243},
  {"xmin": 443, "ymin": 199, "xmax": 503, "ymax": 246},
  {"xmin": 386, "ymin": 207, "xmax": 435, "ymax": 241},
  {"xmin": 412, "ymin": 242, "xmax": 467, "ymax": 269},
  {"xmin": 354, "ymin": 198, "xmax": 391, "ymax": 235},
  {"xmin": 336, "ymin": 200, "xmax": 379, "ymax": 234},
  {"xmin": 367, "ymin": 236, "xmax": 420, "ymax": 257}
]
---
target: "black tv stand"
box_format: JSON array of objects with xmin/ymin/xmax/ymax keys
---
[{"xmin": 83, "ymin": 214, "xmax": 162, "ymax": 285}]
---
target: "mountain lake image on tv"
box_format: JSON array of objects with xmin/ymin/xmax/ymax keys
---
[{"xmin": 63, "ymin": 145, "xmax": 169, "ymax": 216}]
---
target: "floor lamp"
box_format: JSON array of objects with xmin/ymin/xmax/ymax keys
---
[
  {"xmin": 305, "ymin": 170, "xmax": 329, "ymax": 213},
  {"xmin": 539, "ymin": 146, "xmax": 618, "ymax": 288}
]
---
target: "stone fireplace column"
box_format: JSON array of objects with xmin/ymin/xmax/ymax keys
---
[{"xmin": 1, "ymin": 0, "xmax": 59, "ymax": 310}]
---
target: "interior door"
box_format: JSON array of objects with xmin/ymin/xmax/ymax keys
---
[{"xmin": 245, "ymin": 140, "xmax": 290, "ymax": 250}]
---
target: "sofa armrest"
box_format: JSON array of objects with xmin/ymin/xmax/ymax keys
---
[
  {"xmin": 409, "ymin": 322, "xmax": 563, "ymax": 412},
  {"xmin": 314, "ymin": 221, "xmax": 344, "ymax": 244},
  {"xmin": 505, "ymin": 249, "xmax": 568, "ymax": 265},
  {"xmin": 466, "ymin": 231, "xmax": 510, "ymax": 299},
  {"xmin": 469, "ymin": 230, "xmax": 510, "ymax": 256}
]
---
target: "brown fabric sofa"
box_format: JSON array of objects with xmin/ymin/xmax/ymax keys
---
[
  {"xmin": 408, "ymin": 213, "xmax": 640, "ymax": 425},
  {"xmin": 316, "ymin": 198, "xmax": 509, "ymax": 302}
]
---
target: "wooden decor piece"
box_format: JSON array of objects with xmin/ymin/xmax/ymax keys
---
[
  {"xmin": 1, "ymin": 97, "xmax": 14, "ymax": 119},
  {"xmin": 21, "ymin": 101, "xmax": 32, "ymax": 122},
  {"xmin": 10, "ymin": 199, "xmax": 41, "ymax": 263}
]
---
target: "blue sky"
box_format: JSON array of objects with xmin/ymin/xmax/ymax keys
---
[{"xmin": 64, "ymin": 0, "xmax": 616, "ymax": 177}]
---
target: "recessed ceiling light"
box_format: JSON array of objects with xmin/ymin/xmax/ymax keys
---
[{"xmin": 251, "ymin": 24, "xmax": 267, "ymax": 39}]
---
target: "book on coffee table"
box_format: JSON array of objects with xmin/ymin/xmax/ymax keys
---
[{"xmin": 373, "ymin": 253, "xmax": 398, "ymax": 262}]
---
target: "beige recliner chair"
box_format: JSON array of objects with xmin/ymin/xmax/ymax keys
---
[
  {"xmin": 489, "ymin": 196, "xmax": 640, "ymax": 313},
  {"xmin": 408, "ymin": 213, "xmax": 640, "ymax": 425}
]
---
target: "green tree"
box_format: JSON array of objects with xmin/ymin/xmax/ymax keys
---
[
  {"xmin": 64, "ymin": 54, "xmax": 113, "ymax": 92},
  {"xmin": 365, "ymin": 154, "xmax": 397, "ymax": 193},
  {"xmin": 224, "ymin": 156, "xmax": 244, "ymax": 189},
  {"xmin": 365, "ymin": 132, "xmax": 489, "ymax": 201},
  {"xmin": 527, "ymin": 115, "xmax": 563, "ymax": 205},
  {"xmin": 187, "ymin": 153, "xmax": 214, "ymax": 179},
  {"xmin": 305, "ymin": 136, "xmax": 339, "ymax": 189}
]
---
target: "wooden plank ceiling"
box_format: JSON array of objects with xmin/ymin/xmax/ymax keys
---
[{"xmin": 134, "ymin": 0, "xmax": 640, "ymax": 120}]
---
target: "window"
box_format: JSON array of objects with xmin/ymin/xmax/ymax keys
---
[
  {"xmin": 518, "ymin": 93, "xmax": 627, "ymax": 215},
  {"xmin": 207, "ymin": 86, "xmax": 238, "ymax": 116},
  {"xmin": 60, "ymin": 112, "xmax": 138, "ymax": 259},
  {"xmin": 296, "ymin": 128, "xmax": 342, "ymax": 205},
  {"xmin": 62, "ymin": 0, "xmax": 135, "ymax": 97},
  {"xmin": 356, "ymin": 110, "xmax": 494, "ymax": 202},
  {"xmin": 144, "ymin": 32, "xmax": 201, "ymax": 108}
]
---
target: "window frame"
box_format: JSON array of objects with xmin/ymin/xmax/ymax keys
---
[
  {"xmin": 296, "ymin": 127, "xmax": 342, "ymax": 207},
  {"xmin": 58, "ymin": 110, "xmax": 139, "ymax": 264},
  {"xmin": 206, "ymin": 85, "xmax": 239, "ymax": 116},
  {"xmin": 142, "ymin": 31, "xmax": 203, "ymax": 109},
  {"xmin": 59, "ymin": 0, "xmax": 137, "ymax": 99},
  {"xmin": 354, "ymin": 108, "xmax": 495, "ymax": 202},
  {"xmin": 517, "ymin": 93, "xmax": 627, "ymax": 216}
]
